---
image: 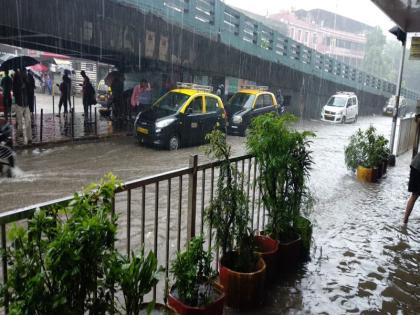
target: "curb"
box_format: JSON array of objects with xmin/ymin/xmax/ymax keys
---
[{"xmin": 14, "ymin": 132, "xmax": 131, "ymax": 151}]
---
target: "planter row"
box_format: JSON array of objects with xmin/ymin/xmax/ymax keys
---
[
  {"xmin": 356, "ymin": 160, "xmax": 388, "ymax": 183},
  {"xmin": 167, "ymin": 234, "xmax": 306, "ymax": 315}
]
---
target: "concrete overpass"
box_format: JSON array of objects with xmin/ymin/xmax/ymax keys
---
[{"xmin": 0, "ymin": 0, "xmax": 418, "ymax": 118}]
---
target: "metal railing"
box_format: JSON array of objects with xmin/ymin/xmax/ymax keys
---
[
  {"xmin": 0, "ymin": 153, "xmax": 265, "ymax": 312},
  {"xmin": 396, "ymin": 116, "xmax": 417, "ymax": 156},
  {"xmin": 116, "ymin": 0, "xmax": 419, "ymax": 100}
]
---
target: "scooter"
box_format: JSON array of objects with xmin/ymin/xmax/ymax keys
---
[{"xmin": 0, "ymin": 121, "xmax": 15, "ymax": 177}]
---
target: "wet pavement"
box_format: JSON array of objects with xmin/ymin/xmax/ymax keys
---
[
  {"xmin": 2, "ymin": 93, "xmax": 115, "ymax": 146},
  {"xmin": 1, "ymin": 116, "xmax": 419, "ymax": 314}
]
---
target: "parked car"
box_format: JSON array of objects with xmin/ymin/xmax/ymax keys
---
[
  {"xmin": 134, "ymin": 82, "xmax": 226, "ymax": 150},
  {"xmin": 226, "ymin": 86, "xmax": 278, "ymax": 136},
  {"xmin": 321, "ymin": 91, "xmax": 358, "ymax": 123},
  {"xmin": 383, "ymin": 95, "xmax": 407, "ymax": 117}
]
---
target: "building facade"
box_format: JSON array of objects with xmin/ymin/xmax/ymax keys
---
[{"xmin": 269, "ymin": 9, "xmax": 373, "ymax": 68}]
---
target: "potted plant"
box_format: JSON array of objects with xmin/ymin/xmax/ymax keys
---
[
  {"xmin": 168, "ymin": 236, "xmax": 225, "ymax": 315},
  {"xmin": 246, "ymin": 113, "xmax": 315, "ymax": 267},
  {"xmin": 345, "ymin": 126, "xmax": 389, "ymax": 182},
  {"xmin": 254, "ymin": 234, "xmax": 279, "ymax": 284},
  {"xmin": 0, "ymin": 174, "xmax": 120, "ymax": 314},
  {"xmin": 205, "ymin": 129, "xmax": 266, "ymax": 310},
  {"xmin": 112, "ymin": 249, "xmax": 177, "ymax": 315}
]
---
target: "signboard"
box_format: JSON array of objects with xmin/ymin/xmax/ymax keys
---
[{"xmin": 410, "ymin": 37, "xmax": 420, "ymax": 60}]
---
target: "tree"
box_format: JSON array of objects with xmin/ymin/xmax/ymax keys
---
[{"xmin": 362, "ymin": 26, "xmax": 392, "ymax": 79}]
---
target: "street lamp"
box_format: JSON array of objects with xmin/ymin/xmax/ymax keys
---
[{"xmin": 388, "ymin": 26, "xmax": 407, "ymax": 166}]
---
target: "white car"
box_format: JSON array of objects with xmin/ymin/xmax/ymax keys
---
[{"xmin": 321, "ymin": 92, "xmax": 358, "ymax": 123}]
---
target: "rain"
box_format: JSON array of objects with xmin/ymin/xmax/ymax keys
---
[{"xmin": 0, "ymin": 0, "xmax": 419, "ymax": 314}]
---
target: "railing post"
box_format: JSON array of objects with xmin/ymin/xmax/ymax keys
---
[
  {"xmin": 187, "ymin": 154, "xmax": 198, "ymax": 243},
  {"xmin": 40, "ymin": 109, "xmax": 43, "ymax": 143},
  {"xmin": 2, "ymin": 224, "xmax": 8, "ymax": 314}
]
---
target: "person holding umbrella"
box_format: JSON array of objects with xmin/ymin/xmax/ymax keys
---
[{"xmin": 26, "ymin": 70, "xmax": 36, "ymax": 115}]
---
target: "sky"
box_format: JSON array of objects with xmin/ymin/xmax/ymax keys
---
[{"xmin": 223, "ymin": 0, "xmax": 395, "ymax": 32}]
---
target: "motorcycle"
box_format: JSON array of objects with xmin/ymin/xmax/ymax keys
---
[{"xmin": 0, "ymin": 121, "xmax": 15, "ymax": 177}]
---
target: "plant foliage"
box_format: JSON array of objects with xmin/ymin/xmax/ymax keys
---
[
  {"xmin": 0, "ymin": 174, "xmax": 164, "ymax": 315},
  {"xmin": 204, "ymin": 129, "xmax": 258, "ymax": 272},
  {"xmin": 344, "ymin": 126, "xmax": 390, "ymax": 171},
  {"xmin": 170, "ymin": 236, "xmax": 215, "ymax": 307},
  {"xmin": 246, "ymin": 113, "xmax": 314, "ymax": 242}
]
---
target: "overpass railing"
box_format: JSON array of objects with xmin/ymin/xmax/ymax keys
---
[
  {"xmin": 0, "ymin": 154, "xmax": 265, "ymax": 311},
  {"xmin": 116, "ymin": 0, "xmax": 419, "ymax": 101}
]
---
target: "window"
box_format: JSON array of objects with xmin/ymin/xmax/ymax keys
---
[
  {"xmin": 85, "ymin": 63, "xmax": 94, "ymax": 72},
  {"xmin": 205, "ymin": 96, "xmax": 219, "ymax": 113},
  {"xmin": 303, "ymin": 31, "xmax": 309, "ymax": 43},
  {"xmin": 263, "ymin": 94, "xmax": 274, "ymax": 107},
  {"xmin": 255, "ymin": 95, "xmax": 264, "ymax": 108},
  {"xmin": 297, "ymin": 30, "xmax": 302, "ymax": 41},
  {"xmin": 187, "ymin": 97, "xmax": 203, "ymax": 114},
  {"xmin": 289, "ymin": 27, "xmax": 295, "ymax": 38}
]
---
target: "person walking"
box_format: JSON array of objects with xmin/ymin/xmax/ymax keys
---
[
  {"xmin": 13, "ymin": 69, "xmax": 32, "ymax": 144},
  {"xmin": 63, "ymin": 70, "xmax": 72, "ymax": 110},
  {"xmin": 27, "ymin": 70, "xmax": 36, "ymax": 115},
  {"xmin": 130, "ymin": 79, "xmax": 151, "ymax": 115},
  {"xmin": 80, "ymin": 70, "xmax": 95, "ymax": 121},
  {"xmin": 404, "ymin": 152, "xmax": 420, "ymax": 223},
  {"xmin": 0, "ymin": 70, "xmax": 13, "ymax": 122},
  {"xmin": 57, "ymin": 75, "xmax": 69, "ymax": 116}
]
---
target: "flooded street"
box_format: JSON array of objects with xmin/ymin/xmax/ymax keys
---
[{"xmin": 1, "ymin": 116, "xmax": 420, "ymax": 313}]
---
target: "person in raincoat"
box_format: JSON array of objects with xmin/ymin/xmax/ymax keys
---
[{"xmin": 80, "ymin": 70, "xmax": 95, "ymax": 121}]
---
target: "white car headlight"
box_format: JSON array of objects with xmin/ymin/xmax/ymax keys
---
[
  {"xmin": 155, "ymin": 118, "xmax": 176, "ymax": 129},
  {"xmin": 232, "ymin": 115, "xmax": 242, "ymax": 124}
]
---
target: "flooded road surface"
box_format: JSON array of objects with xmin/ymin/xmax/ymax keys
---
[{"xmin": 1, "ymin": 116, "xmax": 419, "ymax": 313}]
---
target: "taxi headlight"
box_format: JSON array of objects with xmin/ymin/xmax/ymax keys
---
[
  {"xmin": 232, "ymin": 115, "xmax": 242, "ymax": 124},
  {"xmin": 156, "ymin": 118, "xmax": 176, "ymax": 129}
]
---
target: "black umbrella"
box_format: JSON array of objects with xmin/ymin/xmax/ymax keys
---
[{"xmin": 0, "ymin": 55, "xmax": 39, "ymax": 71}]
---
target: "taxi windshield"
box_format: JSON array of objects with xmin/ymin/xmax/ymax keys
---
[
  {"xmin": 327, "ymin": 96, "xmax": 347, "ymax": 107},
  {"xmin": 153, "ymin": 91, "xmax": 190, "ymax": 113},
  {"xmin": 228, "ymin": 93, "xmax": 256, "ymax": 111}
]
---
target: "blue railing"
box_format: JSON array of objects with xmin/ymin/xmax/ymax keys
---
[{"xmin": 115, "ymin": 0, "xmax": 419, "ymax": 100}]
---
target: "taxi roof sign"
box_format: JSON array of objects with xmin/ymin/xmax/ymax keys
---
[
  {"xmin": 176, "ymin": 82, "xmax": 213, "ymax": 92},
  {"xmin": 239, "ymin": 85, "xmax": 269, "ymax": 91}
]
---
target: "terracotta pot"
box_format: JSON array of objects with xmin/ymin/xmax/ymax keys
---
[
  {"xmin": 219, "ymin": 253, "xmax": 266, "ymax": 310},
  {"xmin": 277, "ymin": 236, "xmax": 302, "ymax": 270},
  {"xmin": 139, "ymin": 302, "xmax": 178, "ymax": 314},
  {"xmin": 356, "ymin": 166, "xmax": 377, "ymax": 182},
  {"xmin": 168, "ymin": 283, "xmax": 225, "ymax": 315},
  {"xmin": 254, "ymin": 235, "xmax": 279, "ymax": 284}
]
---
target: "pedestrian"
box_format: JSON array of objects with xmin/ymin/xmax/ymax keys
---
[
  {"xmin": 80, "ymin": 70, "xmax": 95, "ymax": 120},
  {"xmin": 47, "ymin": 74, "xmax": 52, "ymax": 95},
  {"xmin": 110, "ymin": 74, "xmax": 124, "ymax": 128},
  {"xmin": 57, "ymin": 75, "xmax": 69, "ymax": 116},
  {"xmin": 13, "ymin": 69, "xmax": 32, "ymax": 144},
  {"xmin": 26, "ymin": 70, "xmax": 36, "ymax": 114},
  {"xmin": 63, "ymin": 70, "xmax": 72, "ymax": 110},
  {"xmin": 0, "ymin": 70, "xmax": 13, "ymax": 122},
  {"xmin": 276, "ymin": 88, "xmax": 284, "ymax": 106},
  {"xmin": 131, "ymin": 79, "xmax": 151, "ymax": 115},
  {"xmin": 404, "ymin": 152, "xmax": 420, "ymax": 223}
]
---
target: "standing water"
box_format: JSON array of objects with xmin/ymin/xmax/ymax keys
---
[{"xmin": 0, "ymin": 116, "xmax": 419, "ymax": 313}]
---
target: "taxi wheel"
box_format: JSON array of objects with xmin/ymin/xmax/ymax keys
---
[{"xmin": 168, "ymin": 135, "xmax": 180, "ymax": 151}]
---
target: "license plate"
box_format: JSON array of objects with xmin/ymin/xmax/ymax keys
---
[{"xmin": 137, "ymin": 127, "xmax": 149, "ymax": 134}]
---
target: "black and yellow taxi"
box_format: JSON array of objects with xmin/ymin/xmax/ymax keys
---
[
  {"xmin": 226, "ymin": 86, "xmax": 278, "ymax": 136},
  {"xmin": 134, "ymin": 83, "xmax": 226, "ymax": 150}
]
